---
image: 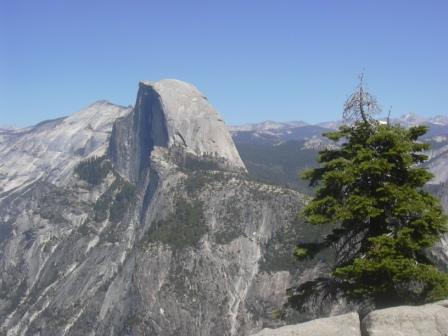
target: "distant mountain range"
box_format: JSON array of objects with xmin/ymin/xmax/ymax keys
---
[
  {"xmin": 230, "ymin": 113, "xmax": 448, "ymax": 145},
  {"xmin": 231, "ymin": 113, "xmax": 448, "ymax": 206}
]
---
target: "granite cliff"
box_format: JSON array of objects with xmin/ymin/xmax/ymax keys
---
[{"xmin": 0, "ymin": 80, "xmax": 312, "ymax": 335}]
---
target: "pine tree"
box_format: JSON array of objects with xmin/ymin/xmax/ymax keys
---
[{"xmin": 292, "ymin": 78, "xmax": 448, "ymax": 309}]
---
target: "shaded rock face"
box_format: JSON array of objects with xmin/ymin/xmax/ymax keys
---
[
  {"xmin": 108, "ymin": 82, "xmax": 168, "ymax": 184},
  {"xmin": 0, "ymin": 80, "xmax": 312, "ymax": 336}
]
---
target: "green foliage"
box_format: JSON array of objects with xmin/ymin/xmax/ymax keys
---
[
  {"xmin": 145, "ymin": 198, "xmax": 207, "ymax": 250},
  {"xmin": 184, "ymin": 170, "xmax": 227, "ymax": 195},
  {"xmin": 294, "ymin": 120, "xmax": 448, "ymax": 308},
  {"xmin": 213, "ymin": 199, "xmax": 244, "ymax": 245},
  {"xmin": 109, "ymin": 181, "xmax": 136, "ymax": 223},
  {"xmin": 294, "ymin": 247, "xmax": 309, "ymax": 259},
  {"xmin": 334, "ymin": 234, "xmax": 448, "ymax": 305},
  {"xmin": 261, "ymin": 216, "xmax": 328, "ymax": 273},
  {"xmin": 184, "ymin": 156, "xmax": 221, "ymax": 171},
  {"xmin": 35, "ymin": 186, "xmax": 71, "ymax": 223},
  {"xmin": 75, "ymin": 156, "xmax": 112, "ymax": 186},
  {"xmin": 93, "ymin": 177, "xmax": 136, "ymax": 223},
  {"xmin": 94, "ymin": 191, "xmax": 112, "ymax": 222},
  {"xmin": 236, "ymin": 141, "xmax": 319, "ymax": 193},
  {"xmin": 271, "ymin": 308, "xmax": 284, "ymax": 320}
]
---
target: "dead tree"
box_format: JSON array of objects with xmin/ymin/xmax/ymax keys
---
[{"xmin": 343, "ymin": 74, "xmax": 381, "ymax": 124}]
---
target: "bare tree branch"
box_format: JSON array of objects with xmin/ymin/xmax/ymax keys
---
[{"xmin": 343, "ymin": 74, "xmax": 381, "ymax": 124}]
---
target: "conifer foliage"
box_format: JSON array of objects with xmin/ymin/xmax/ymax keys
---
[{"xmin": 292, "ymin": 79, "xmax": 448, "ymax": 309}]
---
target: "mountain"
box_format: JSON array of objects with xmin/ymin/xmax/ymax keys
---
[
  {"xmin": 1, "ymin": 83, "xmax": 447, "ymax": 335},
  {"xmin": 0, "ymin": 101, "xmax": 132, "ymax": 195},
  {"xmin": 230, "ymin": 113, "xmax": 448, "ymax": 146},
  {"xmin": 229, "ymin": 121, "xmax": 308, "ymax": 132},
  {"xmin": 0, "ymin": 80, "xmax": 330, "ymax": 336},
  {"xmin": 231, "ymin": 113, "xmax": 448, "ymax": 193},
  {"xmin": 230, "ymin": 122, "xmax": 333, "ymax": 146},
  {"xmin": 108, "ymin": 80, "xmax": 246, "ymax": 183},
  {"xmin": 396, "ymin": 112, "xmax": 448, "ymax": 127}
]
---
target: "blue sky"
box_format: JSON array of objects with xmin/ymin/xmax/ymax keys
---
[{"xmin": 1, "ymin": 0, "xmax": 447, "ymax": 127}]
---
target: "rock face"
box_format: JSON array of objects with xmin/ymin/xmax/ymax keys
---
[
  {"xmin": 0, "ymin": 80, "xmax": 312, "ymax": 336},
  {"xmin": 109, "ymin": 80, "xmax": 245, "ymax": 183},
  {"xmin": 145, "ymin": 80, "xmax": 246, "ymax": 170},
  {"xmin": 427, "ymin": 146, "xmax": 448, "ymax": 185},
  {"xmin": 0, "ymin": 101, "xmax": 131, "ymax": 195},
  {"xmin": 251, "ymin": 312, "xmax": 360, "ymax": 336}
]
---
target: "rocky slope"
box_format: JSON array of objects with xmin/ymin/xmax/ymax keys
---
[
  {"xmin": 0, "ymin": 101, "xmax": 132, "ymax": 195},
  {"xmin": 0, "ymin": 80, "xmax": 319, "ymax": 336}
]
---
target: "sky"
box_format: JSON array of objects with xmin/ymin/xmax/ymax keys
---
[{"xmin": 0, "ymin": 0, "xmax": 447, "ymax": 127}]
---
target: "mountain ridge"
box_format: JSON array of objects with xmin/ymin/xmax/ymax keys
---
[
  {"xmin": 230, "ymin": 112, "xmax": 448, "ymax": 132},
  {"xmin": 0, "ymin": 80, "xmax": 311, "ymax": 336}
]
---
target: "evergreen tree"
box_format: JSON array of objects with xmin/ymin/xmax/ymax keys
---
[{"xmin": 291, "ymin": 78, "xmax": 448, "ymax": 309}]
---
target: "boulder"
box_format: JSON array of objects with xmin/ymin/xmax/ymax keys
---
[
  {"xmin": 362, "ymin": 303, "xmax": 448, "ymax": 336},
  {"xmin": 251, "ymin": 312, "xmax": 360, "ymax": 336}
]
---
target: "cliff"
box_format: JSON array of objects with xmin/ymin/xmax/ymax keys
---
[{"xmin": 0, "ymin": 80, "xmax": 308, "ymax": 335}]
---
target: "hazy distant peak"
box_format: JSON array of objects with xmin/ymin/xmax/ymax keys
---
[
  {"xmin": 392, "ymin": 113, "xmax": 448, "ymax": 126},
  {"xmin": 229, "ymin": 120, "xmax": 308, "ymax": 132},
  {"xmin": 0, "ymin": 124, "xmax": 18, "ymax": 130},
  {"xmin": 429, "ymin": 115, "xmax": 448, "ymax": 126},
  {"xmin": 232, "ymin": 112, "xmax": 448, "ymax": 133},
  {"xmin": 397, "ymin": 112, "xmax": 428, "ymax": 125}
]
